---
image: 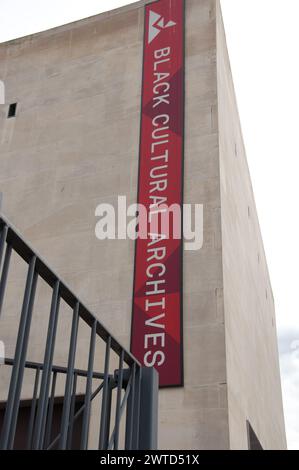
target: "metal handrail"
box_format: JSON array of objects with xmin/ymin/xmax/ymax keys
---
[
  {"xmin": 0, "ymin": 214, "xmax": 158, "ymax": 450},
  {"xmin": 0, "ymin": 215, "xmax": 138, "ymax": 366}
]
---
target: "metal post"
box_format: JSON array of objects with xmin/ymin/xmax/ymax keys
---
[
  {"xmin": 102, "ymin": 379, "xmax": 113, "ymax": 450},
  {"xmin": 0, "ymin": 256, "xmax": 37, "ymax": 450},
  {"xmin": 130, "ymin": 365, "xmax": 142, "ymax": 450},
  {"xmin": 44, "ymin": 371, "xmax": 57, "ymax": 450},
  {"xmin": 26, "ymin": 367, "xmax": 41, "ymax": 450},
  {"xmin": 138, "ymin": 367, "xmax": 159, "ymax": 451},
  {"xmin": 125, "ymin": 363, "xmax": 136, "ymax": 450},
  {"xmin": 113, "ymin": 349, "xmax": 124, "ymax": 450},
  {"xmin": 32, "ymin": 280, "xmax": 60, "ymax": 449},
  {"xmin": 99, "ymin": 336, "xmax": 111, "ymax": 450},
  {"xmin": 0, "ymin": 244, "xmax": 12, "ymax": 318},
  {"xmin": 67, "ymin": 372, "xmax": 78, "ymax": 450},
  {"xmin": 80, "ymin": 319, "xmax": 97, "ymax": 450},
  {"xmin": 59, "ymin": 301, "xmax": 80, "ymax": 449},
  {"xmin": 8, "ymin": 269, "xmax": 38, "ymax": 449},
  {"xmin": 0, "ymin": 225, "xmax": 8, "ymax": 272}
]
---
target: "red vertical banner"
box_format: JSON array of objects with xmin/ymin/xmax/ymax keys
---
[{"xmin": 131, "ymin": 0, "xmax": 185, "ymax": 387}]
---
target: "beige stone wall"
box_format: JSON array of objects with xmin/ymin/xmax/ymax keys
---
[
  {"xmin": 0, "ymin": 0, "xmax": 227, "ymax": 450},
  {"xmin": 0, "ymin": 1, "xmax": 146, "ymax": 412},
  {"xmin": 0, "ymin": 0, "xmax": 285, "ymax": 450},
  {"xmin": 216, "ymin": 1, "xmax": 286, "ymax": 450}
]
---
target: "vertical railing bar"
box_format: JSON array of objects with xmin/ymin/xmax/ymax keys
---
[
  {"xmin": 0, "ymin": 225, "xmax": 8, "ymax": 272},
  {"xmin": 99, "ymin": 336, "xmax": 111, "ymax": 450},
  {"xmin": 8, "ymin": 268, "xmax": 38, "ymax": 450},
  {"xmin": 44, "ymin": 371, "xmax": 57, "ymax": 450},
  {"xmin": 0, "ymin": 256, "xmax": 37, "ymax": 450},
  {"xmin": 59, "ymin": 301, "xmax": 80, "ymax": 449},
  {"xmin": 26, "ymin": 366, "xmax": 41, "ymax": 450},
  {"xmin": 32, "ymin": 280, "xmax": 60, "ymax": 449},
  {"xmin": 67, "ymin": 372, "xmax": 78, "ymax": 450},
  {"xmin": 108, "ymin": 371, "xmax": 133, "ymax": 450},
  {"xmin": 80, "ymin": 319, "xmax": 97, "ymax": 450},
  {"xmin": 132, "ymin": 366, "xmax": 142, "ymax": 450},
  {"xmin": 0, "ymin": 244, "xmax": 12, "ymax": 319},
  {"xmin": 104, "ymin": 380, "xmax": 113, "ymax": 450},
  {"xmin": 109, "ymin": 372, "xmax": 134, "ymax": 450},
  {"xmin": 114, "ymin": 349, "xmax": 124, "ymax": 450},
  {"xmin": 126, "ymin": 363, "xmax": 136, "ymax": 450}
]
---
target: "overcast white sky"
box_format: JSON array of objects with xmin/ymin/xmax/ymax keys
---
[{"xmin": 0, "ymin": 0, "xmax": 298, "ymax": 450}]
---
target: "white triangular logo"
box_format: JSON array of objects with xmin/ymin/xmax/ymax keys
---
[{"xmin": 148, "ymin": 10, "xmax": 177, "ymax": 44}]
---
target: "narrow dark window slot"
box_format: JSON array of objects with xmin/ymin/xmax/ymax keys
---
[{"xmin": 8, "ymin": 103, "xmax": 17, "ymax": 118}]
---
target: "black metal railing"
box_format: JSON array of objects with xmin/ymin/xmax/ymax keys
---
[{"xmin": 0, "ymin": 215, "xmax": 158, "ymax": 450}]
